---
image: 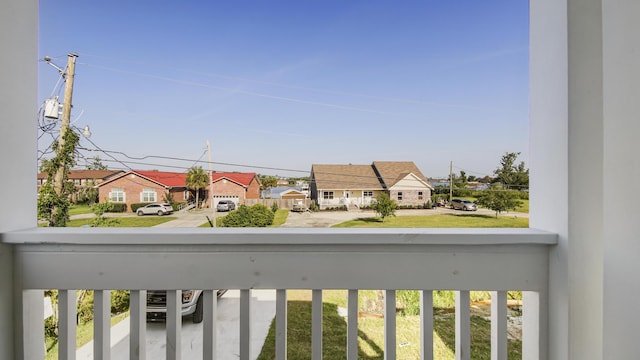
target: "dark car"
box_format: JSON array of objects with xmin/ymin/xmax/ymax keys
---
[
  {"xmin": 216, "ymin": 200, "xmax": 236, "ymax": 212},
  {"xmin": 147, "ymin": 289, "xmax": 228, "ymax": 324},
  {"xmin": 451, "ymin": 199, "xmax": 478, "ymax": 211},
  {"xmin": 136, "ymin": 203, "xmax": 174, "ymax": 216}
]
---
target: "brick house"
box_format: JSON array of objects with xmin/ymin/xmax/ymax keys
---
[
  {"xmin": 37, "ymin": 169, "xmax": 124, "ymax": 202},
  {"xmin": 210, "ymin": 172, "xmax": 261, "ymax": 208},
  {"xmin": 37, "ymin": 169, "xmax": 123, "ymax": 189},
  {"xmin": 97, "ymin": 170, "xmax": 189, "ymax": 212},
  {"xmin": 97, "ymin": 170, "xmax": 261, "ymax": 211}
]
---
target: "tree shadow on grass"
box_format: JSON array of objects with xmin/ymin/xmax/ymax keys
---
[
  {"xmin": 441, "ymin": 213, "xmax": 496, "ymax": 220},
  {"xmin": 433, "ymin": 311, "xmax": 522, "ymax": 359},
  {"xmin": 257, "ymin": 301, "xmax": 384, "ymax": 360},
  {"xmin": 354, "ymin": 217, "xmax": 384, "ymax": 223}
]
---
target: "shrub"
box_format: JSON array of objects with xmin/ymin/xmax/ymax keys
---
[
  {"xmin": 271, "ymin": 202, "xmax": 279, "ymax": 213},
  {"xmin": 130, "ymin": 203, "xmax": 152, "ymax": 212},
  {"xmin": 107, "ymin": 203, "xmax": 127, "ymax": 213},
  {"xmin": 111, "ymin": 290, "xmax": 130, "ymax": 314},
  {"xmin": 77, "ymin": 290, "xmax": 95, "ymax": 324},
  {"xmin": 221, "ymin": 204, "xmax": 275, "ymax": 227}
]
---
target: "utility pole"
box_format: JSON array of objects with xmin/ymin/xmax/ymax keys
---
[
  {"xmin": 52, "ymin": 53, "xmax": 78, "ymax": 220},
  {"xmin": 449, "ymin": 161, "xmax": 453, "ymax": 204},
  {"xmin": 207, "ymin": 140, "xmax": 216, "ymax": 227}
]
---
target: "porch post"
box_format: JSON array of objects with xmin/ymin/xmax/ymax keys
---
[{"xmin": 0, "ymin": 0, "xmax": 39, "ymax": 359}]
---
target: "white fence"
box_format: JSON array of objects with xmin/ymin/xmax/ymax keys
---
[{"xmin": 5, "ymin": 227, "xmax": 555, "ymax": 359}]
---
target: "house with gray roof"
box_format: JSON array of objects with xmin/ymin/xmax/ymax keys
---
[{"xmin": 310, "ymin": 161, "xmax": 434, "ymax": 209}]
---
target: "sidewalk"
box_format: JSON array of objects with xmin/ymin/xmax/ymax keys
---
[{"xmin": 76, "ymin": 289, "xmax": 276, "ymax": 359}]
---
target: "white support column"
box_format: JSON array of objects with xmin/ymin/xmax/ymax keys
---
[
  {"xmin": 130, "ymin": 290, "xmax": 147, "ymax": 360},
  {"xmin": 490, "ymin": 291, "xmax": 507, "ymax": 360},
  {"xmin": 312, "ymin": 289, "xmax": 323, "ymax": 360},
  {"xmin": 58, "ymin": 290, "xmax": 77, "ymax": 360},
  {"xmin": 384, "ymin": 290, "xmax": 396, "ymax": 360},
  {"xmin": 455, "ymin": 291, "xmax": 470, "ymax": 360},
  {"xmin": 1, "ymin": 1, "xmax": 38, "ymax": 358},
  {"xmin": 529, "ymin": 0, "xmax": 569, "ymax": 359},
  {"xmin": 94, "ymin": 290, "xmax": 111, "ymax": 360},
  {"xmin": 239, "ymin": 289, "xmax": 252, "ymax": 360},
  {"xmin": 601, "ymin": 2, "xmax": 640, "ymax": 358},
  {"xmin": 203, "ymin": 290, "xmax": 217, "ymax": 360},
  {"xmin": 166, "ymin": 290, "xmax": 182, "ymax": 360},
  {"xmin": 276, "ymin": 289, "xmax": 287, "ymax": 360},
  {"xmin": 347, "ymin": 290, "xmax": 358, "ymax": 360},
  {"xmin": 420, "ymin": 290, "xmax": 433, "ymax": 360}
]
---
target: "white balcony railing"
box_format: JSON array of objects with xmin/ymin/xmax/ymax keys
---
[{"xmin": 5, "ymin": 227, "xmax": 556, "ymax": 360}]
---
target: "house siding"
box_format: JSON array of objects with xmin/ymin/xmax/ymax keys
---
[
  {"xmin": 211, "ymin": 179, "xmax": 260, "ymax": 205},
  {"xmin": 98, "ymin": 175, "xmax": 178, "ymax": 212},
  {"xmin": 389, "ymin": 189, "xmax": 432, "ymax": 207}
]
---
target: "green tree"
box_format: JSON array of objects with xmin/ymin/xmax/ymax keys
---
[
  {"xmin": 38, "ymin": 128, "xmax": 80, "ymax": 227},
  {"xmin": 86, "ymin": 156, "xmax": 108, "ymax": 170},
  {"xmin": 75, "ymin": 179, "xmax": 99, "ymax": 205},
  {"xmin": 475, "ymin": 185, "xmax": 522, "ymax": 218},
  {"xmin": 370, "ymin": 193, "xmax": 397, "ymax": 221},
  {"xmin": 90, "ymin": 201, "xmax": 120, "ymax": 227},
  {"xmin": 258, "ymin": 174, "xmax": 279, "ymax": 190},
  {"xmin": 455, "ymin": 170, "xmax": 468, "ymax": 188},
  {"xmin": 492, "ymin": 152, "xmax": 529, "ymax": 189},
  {"xmin": 186, "ymin": 166, "xmax": 209, "ymax": 208}
]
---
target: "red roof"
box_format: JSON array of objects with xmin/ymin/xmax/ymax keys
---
[
  {"xmin": 134, "ymin": 170, "xmax": 187, "ymax": 187},
  {"xmin": 212, "ymin": 172, "xmax": 256, "ymax": 187}
]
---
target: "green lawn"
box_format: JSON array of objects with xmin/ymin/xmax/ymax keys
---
[
  {"xmin": 257, "ymin": 290, "xmax": 522, "ymax": 360},
  {"xmin": 66, "ymin": 216, "xmax": 177, "ymax": 227},
  {"xmin": 332, "ymin": 213, "xmax": 528, "ymax": 228},
  {"xmin": 257, "ymin": 212, "xmax": 526, "ymax": 359},
  {"xmin": 68, "ymin": 204, "xmax": 93, "ymax": 216},
  {"xmin": 271, "ymin": 209, "xmax": 289, "ymax": 227},
  {"xmin": 46, "ymin": 312, "xmax": 128, "ymax": 360}
]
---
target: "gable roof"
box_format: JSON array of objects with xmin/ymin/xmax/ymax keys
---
[
  {"xmin": 212, "ymin": 172, "xmax": 257, "ymax": 188},
  {"xmin": 371, "ymin": 161, "xmax": 430, "ymax": 189},
  {"xmin": 135, "ymin": 170, "xmax": 187, "ymax": 187},
  {"xmin": 97, "ymin": 170, "xmax": 187, "ymax": 188},
  {"xmin": 311, "ymin": 161, "xmax": 432, "ymax": 190},
  {"xmin": 311, "ymin": 164, "xmax": 383, "ymax": 190}
]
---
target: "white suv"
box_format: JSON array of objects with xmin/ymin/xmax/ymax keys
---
[{"xmin": 136, "ymin": 203, "xmax": 174, "ymax": 216}]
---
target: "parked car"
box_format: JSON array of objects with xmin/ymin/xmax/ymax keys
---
[
  {"xmin": 146, "ymin": 289, "xmax": 228, "ymax": 324},
  {"xmin": 451, "ymin": 198, "xmax": 478, "ymax": 211},
  {"xmin": 216, "ymin": 200, "xmax": 236, "ymax": 212},
  {"xmin": 136, "ymin": 203, "xmax": 174, "ymax": 216}
]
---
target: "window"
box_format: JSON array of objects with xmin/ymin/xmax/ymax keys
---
[
  {"xmin": 323, "ymin": 191, "xmax": 334, "ymax": 200},
  {"xmin": 418, "ymin": 191, "xmax": 423, "ymax": 200},
  {"xmin": 141, "ymin": 188, "xmax": 156, "ymax": 202},
  {"xmin": 397, "ymin": 192, "xmax": 403, "ymax": 201},
  {"xmin": 363, "ymin": 191, "xmax": 373, "ymax": 197},
  {"xmin": 109, "ymin": 188, "xmax": 125, "ymax": 202},
  {"xmin": 184, "ymin": 191, "xmax": 190, "ymax": 201}
]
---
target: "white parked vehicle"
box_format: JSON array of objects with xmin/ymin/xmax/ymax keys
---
[{"xmin": 136, "ymin": 203, "xmax": 174, "ymax": 216}]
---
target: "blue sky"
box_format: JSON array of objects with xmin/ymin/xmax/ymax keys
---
[{"xmin": 38, "ymin": 0, "xmax": 529, "ymax": 179}]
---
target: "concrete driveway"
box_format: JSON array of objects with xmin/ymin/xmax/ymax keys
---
[{"xmin": 76, "ymin": 290, "xmax": 276, "ymax": 360}]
